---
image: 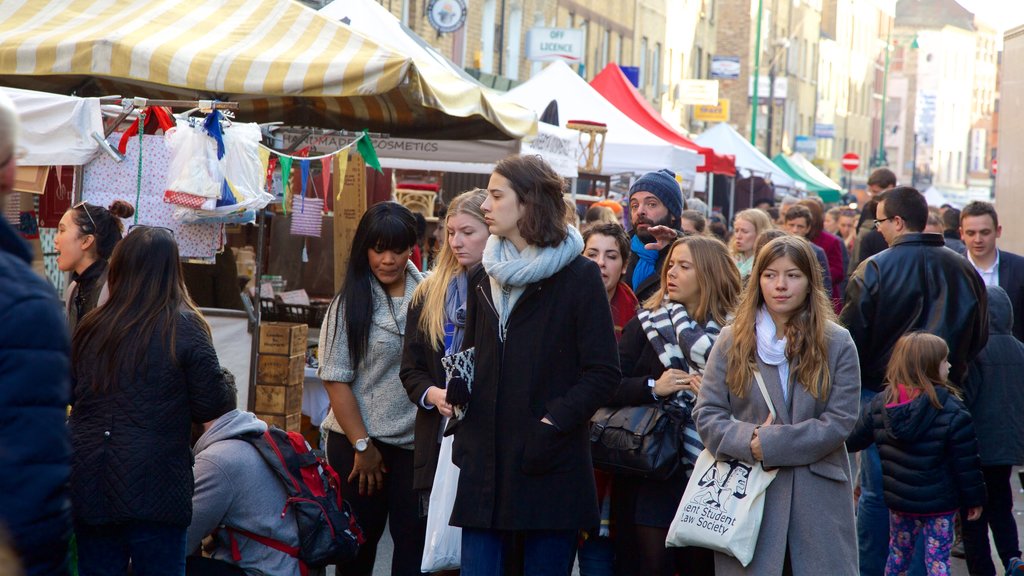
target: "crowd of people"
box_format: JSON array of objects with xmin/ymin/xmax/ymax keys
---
[{"xmin": 2, "ymin": 89, "xmax": 1024, "ymax": 576}]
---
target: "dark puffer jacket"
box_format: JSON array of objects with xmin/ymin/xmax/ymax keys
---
[
  {"xmin": 70, "ymin": 312, "xmax": 234, "ymax": 528},
  {"xmin": 963, "ymin": 285, "xmax": 1024, "ymax": 466},
  {"xmin": 0, "ymin": 218, "xmax": 72, "ymax": 576},
  {"xmin": 847, "ymin": 387, "xmax": 986, "ymax": 514}
]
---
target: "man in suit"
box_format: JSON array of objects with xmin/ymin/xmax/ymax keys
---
[{"xmin": 961, "ymin": 201, "xmax": 1024, "ymax": 342}]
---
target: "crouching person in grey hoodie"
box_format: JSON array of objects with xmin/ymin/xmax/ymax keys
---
[{"xmin": 186, "ymin": 393, "xmax": 303, "ymax": 576}]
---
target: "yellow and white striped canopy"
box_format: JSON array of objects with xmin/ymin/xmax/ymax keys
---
[{"xmin": 0, "ymin": 0, "xmax": 534, "ymax": 139}]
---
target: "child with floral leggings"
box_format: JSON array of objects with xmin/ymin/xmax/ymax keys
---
[{"xmin": 847, "ymin": 333, "xmax": 986, "ymax": 575}]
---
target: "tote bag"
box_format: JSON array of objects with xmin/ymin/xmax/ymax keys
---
[
  {"xmin": 421, "ymin": 424, "xmax": 461, "ymax": 572},
  {"xmin": 665, "ymin": 371, "xmax": 778, "ymax": 567}
]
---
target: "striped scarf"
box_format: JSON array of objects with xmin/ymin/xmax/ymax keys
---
[{"xmin": 637, "ymin": 301, "xmax": 722, "ymax": 467}]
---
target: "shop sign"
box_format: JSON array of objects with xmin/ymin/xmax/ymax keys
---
[
  {"xmin": 694, "ymin": 99, "xmax": 730, "ymax": 122},
  {"xmin": 795, "ymin": 135, "xmax": 817, "ymax": 155},
  {"xmin": 427, "ymin": 0, "xmax": 467, "ymax": 34},
  {"xmin": 526, "ymin": 27, "xmax": 585, "ymax": 63},
  {"xmin": 710, "ymin": 56, "xmax": 741, "ymax": 79},
  {"xmin": 814, "ymin": 123, "xmax": 835, "ymax": 139},
  {"xmin": 678, "ymin": 80, "xmax": 720, "ymax": 106},
  {"xmin": 747, "ymin": 76, "xmax": 787, "ymax": 103}
]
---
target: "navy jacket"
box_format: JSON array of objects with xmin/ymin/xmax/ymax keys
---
[
  {"xmin": 0, "ymin": 218, "xmax": 72, "ymax": 576},
  {"xmin": 847, "ymin": 387, "xmax": 986, "ymax": 514},
  {"xmin": 964, "ymin": 286, "xmax": 1024, "ymax": 466},
  {"xmin": 996, "ymin": 250, "xmax": 1024, "ymax": 343}
]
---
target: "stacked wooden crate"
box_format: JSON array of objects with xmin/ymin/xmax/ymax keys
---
[{"xmin": 255, "ymin": 322, "xmax": 308, "ymax": 432}]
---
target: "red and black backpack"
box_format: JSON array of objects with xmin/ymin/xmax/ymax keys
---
[{"xmin": 226, "ymin": 427, "xmax": 364, "ymax": 574}]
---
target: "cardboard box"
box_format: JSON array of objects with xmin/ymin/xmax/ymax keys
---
[
  {"xmin": 257, "ymin": 353, "xmax": 304, "ymax": 386},
  {"xmin": 256, "ymin": 412, "xmax": 301, "ymax": 432},
  {"xmin": 254, "ymin": 384, "xmax": 303, "ymax": 415},
  {"xmin": 259, "ymin": 322, "xmax": 309, "ymax": 356}
]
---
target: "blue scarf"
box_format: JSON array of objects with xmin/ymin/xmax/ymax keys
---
[{"xmin": 631, "ymin": 235, "xmax": 660, "ymax": 292}]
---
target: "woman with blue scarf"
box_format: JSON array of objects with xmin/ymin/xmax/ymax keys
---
[
  {"xmin": 450, "ymin": 155, "xmax": 621, "ymax": 576},
  {"xmin": 401, "ymin": 189, "xmax": 488, "ymax": 518}
]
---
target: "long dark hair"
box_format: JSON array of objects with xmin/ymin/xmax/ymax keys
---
[
  {"xmin": 333, "ymin": 202, "xmax": 417, "ymax": 368},
  {"xmin": 72, "ymin": 227, "xmax": 205, "ymax": 392}
]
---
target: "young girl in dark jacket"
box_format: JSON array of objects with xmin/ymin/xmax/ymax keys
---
[{"xmin": 847, "ymin": 332, "xmax": 987, "ymax": 576}]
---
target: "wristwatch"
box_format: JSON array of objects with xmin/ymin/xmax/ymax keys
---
[{"xmin": 353, "ymin": 437, "xmax": 372, "ymax": 453}]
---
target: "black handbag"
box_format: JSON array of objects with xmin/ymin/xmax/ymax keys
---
[{"xmin": 589, "ymin": 401, "xmax": 686, "ymax": 481}]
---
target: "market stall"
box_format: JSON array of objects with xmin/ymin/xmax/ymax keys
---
[{"xmin": 773, "ymin": 153, "xmax": 843, "ymax": 203}]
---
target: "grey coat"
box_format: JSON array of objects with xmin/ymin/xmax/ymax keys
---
[{"xmin": 693, "ymin": 322, "xmax": 861, "ymax": 576}]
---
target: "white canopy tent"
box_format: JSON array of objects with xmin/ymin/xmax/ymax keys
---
[
  {"xmin": 695, "ymin": 123, "xmax": 799, "ymax": 190},
  {"xmin": 506, "ymin": 61, "xmax": 700, "ymax": 182},
  {"xmin": 318, "ymin": 0, "xmax": 578, "ymax": 177},
  {"xmin": 3, "ymin": 86, "xmax": 104, "ymax": 166}
]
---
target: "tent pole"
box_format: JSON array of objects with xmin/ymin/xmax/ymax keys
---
[
  {"xmin": 728, "ymin": 176, "xmax": 736, "ymax": 222},
  {"xmin": 706, "ymin": 172, "xmax": 714, "ymax": 216},
  {"xmin": 247, "ymin": 207, "xmax": 266, "ymax": 412}
]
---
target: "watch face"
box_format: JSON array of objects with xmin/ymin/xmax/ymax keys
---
[{"xmin": 355, "ymin": 438, "xmax": 368, "ymax": 452}]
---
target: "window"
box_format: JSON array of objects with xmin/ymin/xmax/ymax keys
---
[
  {"xmin": 640, "ymin": 36, "xmax": 648, "ymax": 87},
  {"xmin": 695, "ymin": 46, "xmax": 703, "ymax": 79},
  {"xmin": 653, "ymin": 42, "xmax": 662, "ymax": 94},
  {"xmin": 618, "ymin": 34, "xmax": 624, "ymax": 63},
  {"xmin": 602, "ymin": 29, "xmax": 610, "ymax": 69}
]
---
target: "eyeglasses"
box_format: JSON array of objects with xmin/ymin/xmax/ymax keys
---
[
  {"xmin": 72, "ymin": 201, "xmax": 98, "ymax": 234},
  {"xmin": 128, "ymin": 224, "xmax": 175, "ymax": 237},
  {"xmin": 873, "ymin": 217, "xmax": 891, "ymax": 229}
]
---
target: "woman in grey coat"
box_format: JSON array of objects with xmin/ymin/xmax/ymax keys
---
[{"xmin": 694, "ymin": 235, "xmax": 861, "ymax": 575}]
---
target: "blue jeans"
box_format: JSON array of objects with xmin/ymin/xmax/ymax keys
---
[
  {"xmin": 461, "ymin": 528, "xmax": 577, "ymax": 576},
  {"xmin": 577, "ymin": 535, "xmax": 614, "ymax": 576},
  {"xmin": 76, "ymin": 521, "xmax": 186, "ymax": 576}
]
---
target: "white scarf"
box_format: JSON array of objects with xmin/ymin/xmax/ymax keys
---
[
  {"xmin": 756, "ymin": 305, "xmax": 791, "ymax": 402},
  {"xmin": 483, "ymin": 226, "xmax": 584, "ymax": 341}
]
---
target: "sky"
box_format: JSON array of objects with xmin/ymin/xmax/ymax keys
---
[{"xmin": 954, "ymin": 0, "xmax": 1024, "ymax": 33}]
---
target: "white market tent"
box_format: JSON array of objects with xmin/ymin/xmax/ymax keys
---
[
  {"xmin": 318, "ymin": 0, "xmax": 578, "ymax": 177},
  {"xmin": 3, "ymin": 86, "xmax": 103, "ymax": 166},
  {"xmin": 695, "ymin": 123, "xmax": 798, "ymax": 190},
  {"xmin": 506, "ymin": 61, "xmax": 700, "ymax": 180},
  {"xmin": 788, "ymin": 152, "xmax": 843, "ymax": 193}
]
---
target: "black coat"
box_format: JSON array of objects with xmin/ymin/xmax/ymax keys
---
[
  {"xmin": 625, "ymin": 238, "xmax": 673, "ymax": 304},
  {"xmin": 70, "ymin": 311, "xmax": 234, "ymax": 527},
  {"xmin": 608, "ymin": 317, "xmax": 689, "ymax": 527},
  {"xmin": 450, "ymin": 256, "xmax": 621, "ymax": 530},
  {"xmin": 0, "ymin": 219, "xmax": 72, "ymax": 575},
  {"xmin": 995, "ymin": 250, "xmax": 1024, "ymax": 343},
  {"xmin": 964, "ymin": 286, "xmax": 1024, "ymax": 466},
  {"xmin": 400, "ymin": 298, "xmax": 447, "ymax": 492},
  {"xmin": 847, "ymin": 387, "xmax": 986, "ymax": 514},
  {"xmin": 840, "ymin": 233, "xmax": 988, "ymax": 392}
]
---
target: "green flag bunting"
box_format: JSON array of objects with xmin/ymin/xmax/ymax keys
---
[{"xmin": 356, "ymin": 130, "xmax": 382, "ymax": 173}]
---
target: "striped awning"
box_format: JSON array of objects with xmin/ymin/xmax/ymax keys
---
[{"xmin": 0, "ymin": 0, "xmax": 534, "ymax": 140}]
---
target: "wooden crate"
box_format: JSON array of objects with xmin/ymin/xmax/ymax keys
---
[
  {"xmin": 257, "ymin": 353, "xmax": 304, "ymax": 386},
  {"xmin": 256, "ymin": 412, "xmax": 302, "ymax": 432},
  {"xmin": 254, "ymin": 384, "xmax": 304, "ymax": 415},
  {"xmin": 259, "ymin": 322, "xmax": 308, "ymax": 356}
]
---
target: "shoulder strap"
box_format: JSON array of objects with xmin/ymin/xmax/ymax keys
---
[
  {"xmin": 240, "ymin": 429, "xmax": 304, "ymax": 496},
  {"xmin": 752, "ymin": 370, "xmax": 777, "ymax": 422}
]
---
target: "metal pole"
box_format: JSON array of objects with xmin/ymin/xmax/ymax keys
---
[
  {"xmin": 750, "ymin": 0, "xmax": 764, "ymax": 145},
  {"xmin": 767, "ymin": 59, "xmax": 776, "ymax": 157},
  {"xmin": 707, "ymin": 172, "xmax": 715, "ymax": 215},
  {"xmin": 247, "ymin": 207, "xmax": 267, "ymax": 412},
  {"xmin": 728, "ymin": 176, "xmax": 736, "ymax": 221},
  {"xmin": 877, "ymin": 25, "xmax": 892, "ymax": 167}
]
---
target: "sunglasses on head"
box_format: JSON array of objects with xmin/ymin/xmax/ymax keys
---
[{"xmin": 72, "ymin": 202, "xmax": 97, "ymax": 234}]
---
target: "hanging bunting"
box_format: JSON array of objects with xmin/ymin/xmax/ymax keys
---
[
  {"xmin": 279, "ymin": 156, "xmax": 293, "ymax": 215},
  {"xmin": 333, "ymin": 152, "xmax": 349, "ymax": 202},
  {"xmin": 258, "ymin": 146, "xmax": 271, "ymax": 183},
  {"xmin": 299, "ymin": 159, "xmax": 310, "ymax": 198},
  {"xmin": 320, "ymin": 157, "xmax": 331, "ymax": 213},
  {"xmin": 356, "ymin": 129, "xmax": 382, "ymax": 173}
]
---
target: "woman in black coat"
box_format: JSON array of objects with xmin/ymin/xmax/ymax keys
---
[
  {"xmin": 451, "ymin": 155, "xmax": 620, "ymax": 576},
  {"xmin": 610, "ymin": 236, "xmax": 739, "ymax": 575},
  {"xmin": 70, "ymin": 227, "xmax": 235, "ymax": 575}
]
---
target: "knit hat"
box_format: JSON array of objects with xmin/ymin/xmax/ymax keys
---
[{"xmin": 629, "ymin": 169, "xmax": 682, "ymax": 218}]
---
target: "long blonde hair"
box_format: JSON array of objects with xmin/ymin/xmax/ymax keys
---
[
  {"xmin": 411, "ymin": 189, "xmax": 488, "ymax": 351},
  {"xmin": 731, "ymin": 208, "xmax": 773, "ymax": 259},
  {"xmin": 642, "ymin": 235, "xmax": 741, "ymax": 326},
  {"xmin": 726, "ymin": 235, "xmax": 836, "ymax": 399},
  {"xmin": 885, "ymin": 332, "xmax": 956, "ymax": 409}
]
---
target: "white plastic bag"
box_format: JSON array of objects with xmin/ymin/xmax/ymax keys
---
[
  {"xmin": 164, "ymin": 121, "xmax": 223, "ymax": 199},
  {"xmin": 421, "ymin": 428, "xmax": 461, "ymax": 572}
]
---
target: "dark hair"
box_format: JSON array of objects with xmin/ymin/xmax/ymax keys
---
[
  {"xmin": 582, "ymin": 222, "xmax": 630, "ymax": 265},
  {"xmin": 796, "ymin": 199, "xmax": 825, "ymax": 237},
  {"xmin": 71, "ymin": 200, "xmax": 135, "ymax": 260},
  {"xmin": 493, "ymin": 155, "xmax": 567, "ymax": 248},
  {"xmin": 878, "ymin": 186, "xmax": 928, "ymax": 232},
  {"xmin": 942, "ymin": 207, "xmax": 961, "ymax": 231},
  {"xmin": 708, "ymin": 220, "xmax": 728, "ymax": 242},
  {"xmin": 754, "ymin": 197, "xmax": 774, "ymax": 208},
  {"xmin": 867, "ymin": 168, "xmax": 897, "ymax": 189},
  {"xmin": 413, "ymin": 212, "xmax": 427, "ymax": 241},
  {"xmin": 858, "ymin": 199, "xmax": 879, "ymax": 229},
  {"xmin": 680, "ymin": 209, "xmax": 707, "ymax": 234},
  {"xmin": 755, "ymin": 228, "xmax": 787, "ymax": 254},
  {"xmin": 784, "ymin": 204, "xmax": 812, "ymax": 226},
  {"xmin": 72, "ymin": 227, "xmax": 204, "ymax": 391},
  {"xmin": 335, "ymin": 202, "xmax": 417, "ymax": 367},
  {"xmin": 960, "ymin": 201, "xmax": 999, "ymax": 228}
]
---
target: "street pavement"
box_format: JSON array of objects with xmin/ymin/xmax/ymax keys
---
[{"xmin": 355, "ymin": 469, "xmax": 1024, "ymax": 575}]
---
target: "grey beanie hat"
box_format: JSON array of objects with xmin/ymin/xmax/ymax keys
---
[{"xmin": 629, "ymin": 169, "xmax": 683, "ymax": 217}]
